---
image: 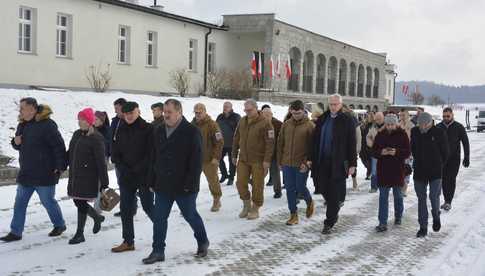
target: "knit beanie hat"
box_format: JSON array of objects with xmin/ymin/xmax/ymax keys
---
[
  {"xmin": 78, "ymin": 108, "xmax": 96, "ymax": 126},
  {"xmin": 384, "ymin": 114, "xmax": 399, "ymax": 125},
  {"xmin": 417, "ymin": 112, "xmax": 433, "ymax": 126}
]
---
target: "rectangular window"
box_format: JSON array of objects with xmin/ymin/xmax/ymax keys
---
[
  {"xmin": 56, "ymin": 14, "xmax": 72, "ymax": 57},
  {"xmin": 188, "ymin": 39, "xmax": 198, "ymax": 71},
  {"xmin": 118, "ymin": 26, "xmax": 130, "ymax": 64},
  {"xmin": 146, "ymin": 31, "xmax": 157, "ymax": 67},
  {"xmin": 18, "ymin": 6, "xmax": 36, "ymax": 53},
  {"xmin": 208, "ymin": 42, "xmax": 216, "ymax": 73}
]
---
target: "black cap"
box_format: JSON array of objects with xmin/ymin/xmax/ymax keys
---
[
  {"xmin": 122, "ymin": 101, "xmax": 139, "ymax": 113},
  {"xmin": 151, "ymin": 102, "xmax": 164, "ymax": 110}
]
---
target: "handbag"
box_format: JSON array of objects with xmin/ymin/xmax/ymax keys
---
[{"xmin": 99, "ymin": 188, "xmax": 120, "ymax": 212}]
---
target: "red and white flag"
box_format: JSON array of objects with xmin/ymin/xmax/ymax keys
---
[
  {"xmin": 250, "ymin": 53, "xmax": 257, "ymax": 79},
  {"xmin": 258, "ymin": 52, "xmax": 262, "ymax": 79},
  {"xmin": 402, "ymin": 84, "xmax": 409, "ymax": 96},
  {"xmin": 285, "ymin": 55, "xmax": 292, "ymax": 80}
]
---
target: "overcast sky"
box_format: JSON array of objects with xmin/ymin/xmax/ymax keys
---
[{"xmin": 139, "ymin": 0, "xmax": 484, "ymax": 85}]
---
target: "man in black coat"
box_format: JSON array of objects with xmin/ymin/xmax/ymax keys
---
[
  {"xmin": 143, "ymin": 99, "xmax": 209, "ymax": 265},
  {"xmin": 437, "ymin": 107, "xmax": 470, "ymax": 211},
  {"xmin": 1, "ymin": 98, "xmax": 67, "ymax": 242},
  {"xmin": 310, "ymin": 94, "xmax": 357, "ymax": 234},
  {"xmin": 216, "ymin": 101, "xmax": 240, "ymax": 186},
  {"xmin": 411, "ymin": 112, "xmax": 449, "ymax": 238},
  {"xmin": 110, "ymin": 98, "xmax": 137, "ymax": 217},
  {"xmin": 111, "ymin": 102, "xmax": 154, "ymax": 253}
]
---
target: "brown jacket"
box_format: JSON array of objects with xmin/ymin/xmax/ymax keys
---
[
  {"xmin": 277, "ymin": 116, "xmax": 314, "ymax": 167},
  {"xmin": 232, "ymin": 112, "xmax": 275, "ymax": 164},
  {"xmin": 192, "ymin": 116, "xmax": 224, "ymax": 163}
]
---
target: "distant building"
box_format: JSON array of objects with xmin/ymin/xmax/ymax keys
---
[{"xmin": 1, "ymin": 0, "xmax": 396, "ymax": 110}]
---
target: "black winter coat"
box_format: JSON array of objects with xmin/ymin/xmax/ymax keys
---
[
  {"xmin": 311, "ymin": 110, "xmax": 357, "ymax": 187},
  {"xmin": 437, "ymin": 121, "xmax": 470, "ymax": 161},
  {"xmin": 67, "ymin": 129, "xmax": 109, "ymax": 199},
  {"xmin": 216, "ymin": 112, "xmax": 241, "ymax": 148},
  {"xmin": 411, "ymin": 126, "xmax": 449, "ymax": 181},
  {"xmin": 11, "ymin": 109, "xmax": 67, "ymax": 186},
  {"xmin": 148, "ymin": 117, "xmax": 202, "ymax": 195},
  {"xmin": 111, "ymin": 117, "xmax": 153, "ymax": 188}
]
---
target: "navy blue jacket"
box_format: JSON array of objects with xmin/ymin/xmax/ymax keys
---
[
  {"xmin": 148, "ymin": 117, "xmax": 202, "ymax": 195},
  {"xmin": 11, "ymin": 108, "xmax": 67, "ymax": 186}
]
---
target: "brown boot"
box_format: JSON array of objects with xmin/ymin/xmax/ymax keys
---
[
  {"xmin": 286, "ymin": 213, "xmax": 299, "ymax": 225},
  {"xmin": 352, "ymin": 177, "xmax": 359, "ymax": 191},
  {"xmin": 238, "ymin": 200, "xmax": 251, "ymax": 218},
  {"xmin": 111, "ymin": 242, "xmax": 135, "ymax": 253},
  {"xmin": 247, "ymin": 205, "xmax": 260, "ymax": 220},
  {"xmin": 306, "ymin": 200, "xmax": 315, "ymax": 218},
  {"xmin": 211, "ymin": 197, "xmax": 221, "ymax": 212}
]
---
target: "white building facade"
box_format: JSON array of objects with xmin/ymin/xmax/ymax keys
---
[{"xmin": 0, "ymin": 0, "xmax": 396, "ymax": 110}]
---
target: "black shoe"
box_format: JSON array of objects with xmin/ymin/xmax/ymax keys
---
[
  {"xmin": 219, "ymin": 175, "xmax": 227, "ymax": 184},
  {"xmin": 322, "ymin": 225, "xmax": 333, "ymax": 235},
  {"xmin": 142, "ymin": 251, "xmax": 165, "ymax": 265},
  {"xmin": 48, "ymin": 225, "xmax": 67, "ymax": 237},
  {"xmin": 375, "ymin": 224, "xmax": 388, "ymax": 232},
  {"xmin": 433, "ymin": 219, "xmax": 441, "ymax": 232},
  {"xmin": 227, "ymin": 179, "xmax": 234, "ymax": 186},
  {"xmin": 394, "ymin": 218, "xmax": 402, "ymax": 225},
  {"xmin": 273, "ymin": 192, "xmax": 282, "ymax": 199},
  {"xmin": 416, "ymin": 228, "xmax": 428, "ymax": 238},
  {"xmin": 68, "ymin": 232, "xmax": 85, "ymax": 245},
  {"xmin": 0, "ymin": 233, "xmax": 22, "ymax": 242},
  {"xmin": 114, "ymin": 211, "xmax": 121, "ymax": 217},
  {"xmin": 195, "ymin": 241, "xmax": 210, "ymax": 258}
]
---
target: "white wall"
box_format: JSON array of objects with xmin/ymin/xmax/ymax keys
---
[{"xmin": 0, "ymin": 0, "xmax": 235, "ymax": 95}]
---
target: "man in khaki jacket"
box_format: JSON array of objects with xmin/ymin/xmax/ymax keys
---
[
  {"xmin": 277, "ymin": 100, "xmax": 315, "ymax": 225},
  {"xmin": 192, "ymin": 103, "xmax": 224, "ymax": 212},
  {"xmin": 232, "ymin": 99, "xmax": 275, "ymax": 220}
]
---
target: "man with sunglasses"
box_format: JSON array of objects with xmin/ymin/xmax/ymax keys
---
[{"xmin": 437, "ymin": 107, "xmax": 470, "ymax": 211}]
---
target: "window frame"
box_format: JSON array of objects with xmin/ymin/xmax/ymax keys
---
[
  {"xmin": 188, "ymin": 39, "xmax": 198, "ymax": 72},
  {"xmin": 18, "ymin": 6, "xmax": 36, "ymax": 54},
  {"xmin": 118, "ymin": 25, "xmax": 130, "ymax": 64},
  {"xmin": 56, "ymin": 13, "xmax": 72, "ymax": 58},
  {"xmin": 146, "ymin": 31, "xmax": 157, "ymax": 67}
]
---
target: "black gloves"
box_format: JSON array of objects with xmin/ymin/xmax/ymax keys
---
[{"xmin": 463, "ymin": 157, "xmax": 470, "ymax": 168}]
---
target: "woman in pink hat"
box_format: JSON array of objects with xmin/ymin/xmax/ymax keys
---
[{"xmin": 67, "ymin": 108, "xmax": 109, "ymax": 244}]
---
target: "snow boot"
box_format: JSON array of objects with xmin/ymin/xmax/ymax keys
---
[
  {"xmin": 375, "ymin": 224, "xmax": 388, "ymax": 232},
  {"xmin": 416, "ymin": 228, "xmax": 428, "ymax": 238},
  {"xmin": 0, "ymin": 233, "xmax": 22, "ymax": 242},
  {"xmin": 48, "ymin": 225, "xmax": 67, "ymax": 237},
  {"xmin": 210, "ymin": 197, "xmax": 221, "ymax": 212},
  {"xmin": 247, "ymin": 205, "xmax": 260, "ymax": 220},
  {"xmin": 286, "ymin": 213, "xmax": 299, "ymax": 225},
  {"xmin": 87, "ymin": 206, "xmax": 105, "ymax": 234},
  {"xmin": 69, "ymin": 211, "xmax": 87, "ymax": 245},
  {"xmin": 433, "ymin": 219, "xmax": 441, "ymax": 232},
  {"xmin": 238, "ymin": 200, "xmax": 251, "ymax": 218}
]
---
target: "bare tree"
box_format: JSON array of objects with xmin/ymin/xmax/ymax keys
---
[
  {"xmin": 212, "ymin": 69, "xmax": 256, "ymax": 100},
  {"xmin": 85, "ymin": 63, "xmax": 112, "ymax": 93},
  {"xmin": 427, "ymin": 94, "xmax": 446, "ymax": 106},
  {"xmin": 408, "ymin": 91, "xmax": 425, "ymax": 105},
  {"xmin": 207, "ymin": 69, "xmax": 229, "ymax": 96},
  {"xmin": 169, "ymin": 69, "xmax": 190, "ymax": 97}
]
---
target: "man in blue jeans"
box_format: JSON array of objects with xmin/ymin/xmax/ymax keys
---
[
  {"xmin": 411, "ymin": 112, "xmax": 449, "ymax": 238},
  {"xmin": 143, "ymin": 99, "xmax": 209, "ymax": 265},
  {"xmin": 1, "ymin": 98, "xmax": 67, "ymax": 242}
]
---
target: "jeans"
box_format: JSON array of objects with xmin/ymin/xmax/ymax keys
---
[
  {"xmin": 378, "ymin": 186, "xmax": 404, "ymax": 225},
  {"xmin": 115, "ymin": 166, "xmax": 137, "ymax": 213},
  {"xmin": 119, "ymin": 184, "xmax": 154, "ymax": 245},
  {"xmin": 282, "ymin": 166, "xmax": 312, "ymax": 213},
  {"xmin": 370, "ymin": 158, "xmax": 378, "ymax": 190},
  {"xmin": 268, "ymin": 158, "xmax": 282, "ymax": 193},
  {"xmin": 152, "ymin": 192, "xmax": 208, "ymax": 254},
  {"xmin": 219, "ymin": 147, "xmax": 236, "ymax": 179},
  {"xmin": 414, "ymin": 179, "xmax": 442, "ymax": 229},
  {"xmin": 10, "ymin": 184, "xmax": 65, "ymax": 236}
]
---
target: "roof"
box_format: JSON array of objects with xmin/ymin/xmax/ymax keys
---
[{"xmin": 93, "ymin": 0, "xmax": 226, "ymax": 30}]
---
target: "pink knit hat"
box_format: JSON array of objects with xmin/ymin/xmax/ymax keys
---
[{"xmin": 78, "ymin": 108, "xmax": 96, "ymax": 126}]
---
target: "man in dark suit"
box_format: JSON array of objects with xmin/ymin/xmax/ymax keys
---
[{"xmin": 143, "ymin": 99, "xmax": 209, "ymax": 265}]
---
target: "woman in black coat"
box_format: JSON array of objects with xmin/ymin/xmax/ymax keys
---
[
  {"xmin": 94, "ymin": 111, "xmax": 111, "ymax": 160},
  {"xmin": 67, "ymin": 108, "xmax": 109, "ymax": 245}
]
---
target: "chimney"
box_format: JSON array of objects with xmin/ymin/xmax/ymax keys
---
[{"xmin": 150, "ymin": 0, "xmax": 164, "ymax": 11}]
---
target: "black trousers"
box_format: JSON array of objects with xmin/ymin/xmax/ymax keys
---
[
  {"xmin": 219, "ymin": 147, "xmax": 236, "ymax": 179},
  {"xmin": 318, "ymin": 158, "xmax": 345, "ymax": 228},
  {"xmin": 442, "ymin": 157, "xmax": 461, "ymax": 204},
  {"xmin": 73, "ymin": 199, "xmax": 90, "ymax": 214}
]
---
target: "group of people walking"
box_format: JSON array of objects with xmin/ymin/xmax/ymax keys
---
[{"xmin": 0, "ymin": 93, "xmax": 470, "ymax": 264}]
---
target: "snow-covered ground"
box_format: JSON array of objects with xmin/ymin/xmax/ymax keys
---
[{"xmin": 0, "ymin": 88, "xmax": 484, "ymax": 275}]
